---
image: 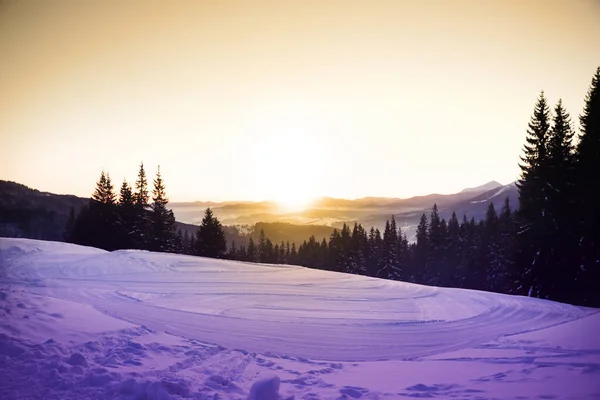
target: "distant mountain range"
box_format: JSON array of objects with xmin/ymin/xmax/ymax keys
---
[
  {"xmin": 0, "ymin": 179, "xmax": 518, "ymax": 244},
  {"xmin": 170, "ymin": 180, "xmax": 518, "ymax": 240}
]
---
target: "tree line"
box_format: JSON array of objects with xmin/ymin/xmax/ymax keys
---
[
  {"xmin": 514, "ymin": 67, "xmax": 600, "ymax": 307},
  {"xmin": 68, "ymin": 163, "xmax": 227, "ymax": 256},
  {"xmin": 68, "ymin": 67, "xmax": 599, "ymax": 307},
  {"xmin": 220, "ymin": 203, "xmax": 515, "ymax": 295}
]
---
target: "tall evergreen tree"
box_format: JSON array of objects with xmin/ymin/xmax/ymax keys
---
[
  {"xmin": 71, "ymin": 170, "xmax": 118, "ymax": 250},
  {"xmin": 544, "ymin": 100, "xmax": 578, "ymax": 302},
  {"xmin": 414, "ymin": 214, "xmax": 429, "ymax": 284},
  {"xmin": 247, "ymin": 237, "xmax": 258, "ymax": 262},
  {"xmin": 483, "ymin": 203, "xmax": 502, "ymax": 292},
  {"xmin": 351, "ymin": 223, "xmax": 369, "ymax": 276},
  {"xmin": 498, "ymin": 197, "xmax": 516, "ymax": 294},
  {"xmin": 133, "ymin": 162, "xmax": 150, "ymax": 249},
  {"xmin": 396, "ymin": 227, "xmax": 410, "ymax": 282},
  {"xmin": 228, "ymin": 241, "xmax": 238, "ymax": 260},
  {"xmin": 148, "ymin": 166, "xmax": 176, "ymax": 252},
  {"xmin": 289, "ymin": 242, "xmax": 298, "ymax": 265},
  {"xmin": 444, "ymin": 212, "xmax": 461, "ymax": 287},
  {"xmin": 575, "ymin": 67, "xmax": 600, "ymax": 306},
  {"xmin": 117, "ymin": 179, "xmax": 137, "ymax": 249},
  {"xmin": 516, "ymin": 92, "xmax": 552, "ymax": 298},
  {"xmin": 196, "ymin": 208, "xmax": 227, "ymax": 258},
  {"xmin": 258, "ymin": 229, "xmax": 268, "ymax": 262},
  {"xmin": 378, "ymin": 217, "xmax": 401, "ymax": 280},
  {"xmin": 366, "ymin": 227, "xmax": 382, "ymax": 277},
  {"xmin": 173, "ymin": 229, "xmax": 184, "ymax": 253}
]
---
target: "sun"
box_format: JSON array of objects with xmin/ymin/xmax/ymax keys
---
[
  {"xmin": 275, "ymin": 191, "xmax": 316, "ymax": 212},
  {"xmin": 238, "ymin": 101, "xmax": 337, "ymax": 209}
]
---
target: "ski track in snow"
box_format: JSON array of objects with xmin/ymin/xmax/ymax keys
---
[{"xmin": 0, "ymin": 238, "xmax": 599, "ymax": 400}]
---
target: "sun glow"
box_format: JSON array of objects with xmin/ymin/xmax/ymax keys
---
[
  {"xmin": 275, "ymin": 191, "xmax": 316, "ymax": 213},
  {"xmin": 238, "ymin": 102, "xmax": 334, "ymax": 211}
]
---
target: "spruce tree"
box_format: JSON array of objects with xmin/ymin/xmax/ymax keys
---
[
  {"xmin": 498, "ymin": 197, "xmax": 516, "ymax": 294},
  {"xmin": 117, "ymin": 179, "xmax": 136, "ymax": 249},
  {"xmin": 545, "ymin": 100, "xmax": 578, "ymax": 302},
  {"xmin": 133, "ymin": 163, "xmax": 150, "ymax": 249},
  {"xmin": 575, "ymin": 67, "xmax": 600, "ymax": 306},
  {"xmin": 516, "ymin": 92, "xmax": 552, "ymax": 298},
  {"xmin": 148, "ymin": 166, "xmax": 176, "ymax": 252},
  {"xmin": 247, "ymin": 237, "xmax": 258, "ymax": 262},
  {"xmin": 414, "ymin": 214, "xmax": 429, "ymax": 284},
  {"xmin": 196, "ymin": 208, "xmax": 227, "ymax": 258},
  {"xmin": 290, "ymin": 242, "xmax": 298, "ymax": 265},
  {"xmin": 427, "ymin": 205, "xmax": 447, "ymax": 286},
  {"xmin": 483, "ymin": 203, "xmax": 501, "ymax": 292},
  {"xmin": 329, "ymin": 229, "xmax": 342, "ymax": 272},
  {"xmin": 378, "ymin": 218, "xmax": 401, "ymax": 280},
  {"xmin": 173, "ymin": 229, "xmax": 184, "ymax": 253},
  {"xmin": 71, "ymin": 170, "xmax": 118, "ymax": 250},
  {"xmin": 228, "ymin": 241, "xmax": 237, "ymax": 260},
  {"xmin": 444, "ymin": 212, "xmax": 461, "ymax": 287},
  {"xmin": 351, "ymin": 223, "xmax": 368, "ymax": 276},
  {"xmin": 258, "ymin": 229, "xmax": 268, "ymax": 262},
  {"xmin": 396, "ymin": 227, "xmax": 410, "ymax": 282}
]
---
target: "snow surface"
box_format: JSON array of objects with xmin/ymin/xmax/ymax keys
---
[
  {"xmin": 469, "ymin": 183, "xmax": 515, "ymax": 204},
  {"xmin": 0, "ymin": 238, "xmax": 598, "ymax": 399}
]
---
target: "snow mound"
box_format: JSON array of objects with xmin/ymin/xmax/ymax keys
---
[
  {"xmin": 0, "ymin": 238, "xmax": 598, "ymax": 400},
  {"xmin": 248, "ymin": 376, "xmax": 281, "ymax": 400}
]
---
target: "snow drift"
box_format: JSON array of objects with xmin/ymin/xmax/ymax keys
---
[{"xmin": 0, "ymin": 238, "xmax": 598, "ymax": 399}]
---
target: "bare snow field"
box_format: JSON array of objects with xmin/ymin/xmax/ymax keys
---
[{"xmin": 0, "ymin": 238, "xmax": 598, "ymax": 399}]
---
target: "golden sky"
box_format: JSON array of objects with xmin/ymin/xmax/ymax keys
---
[{"xmin": 1, "ymin": 0, "xmax": 599, "ymax": 205}]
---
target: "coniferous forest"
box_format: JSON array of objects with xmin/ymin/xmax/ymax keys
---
[{"xmin": 69, "ymin": 67, "xmax": 600, "ymax": 308}]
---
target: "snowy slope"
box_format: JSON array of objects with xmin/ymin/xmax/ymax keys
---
[{"xmin": 0, "ymin": 238, "xmax": 598, "ymax": 400}]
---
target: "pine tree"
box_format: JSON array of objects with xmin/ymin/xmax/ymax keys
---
[
  {"xmin": 414, "ymin": 214, "xmax": 429, "ymax": 283},
  {"xmin": 196, "ymin": 208, "xmax": 227, "ymax": 258},
  {"xmin": 117, "ymin": 179, "xmax": 137, "ymax": 249},
  {"xmin": 247, "ymin": 237, "xmax": 258, "ymax": 262},
  {"xmin": 444, "ymin": 212, "xmax": 461, "ymax": 287},
  {"xmin": 575, "ymin": 67, "xmax": 600, "ymax": 306},
  {"xmin": 328, "ymin": 229, "xmax": 342, "ymax": 272},
  {"xmin": 427, "ymin": 204, "xmax": 445, "ymax": 286},
  {"xmin": 516, "ymin": 92, "xmax": 552, "ymax": 298},
  {"xmin": 173, "ymin": 229, "xmax": 184, "ymax": 253},
  {"xmin": 148, "ymin": 166, "xmax": 176, "ymax": 252},
  {"xmin": 378, "ymin": 217, "xmax": 401, "ymax": 280},
  {"xmin": 318, "ymin": 237, "xmax": 329, "ymax": 270},
  {"xmin": 339, "ymin": 223, "xmax": 356, "ymax": 274},
  {"xmin": 133, "ymin": 163, "xmax": 150, "ymax": 249},
  {"xmin": 71, "ymin": 170, "xmax": 119, "ymax": 250},
  {"xmin": 544, "ymin": 99, "xmax": 578, "ymax": 302},
  {"xmin": 228, "ymin": 241, "xmax": 237, "ymax": 260},
  {"xmin": 290, "ymin": 242, "xmax": 298, "ymax": 265},
  {"xmin": 483, "ymin": 203, "xmax": 502, "ymax": 292},
  {"xmin": 397, "ymin": 227, "xmax": 410, "ymax": 282},
  {"xmin": 258, "ymin": 229, "xmax": 268, "ymax": 262},
  {"xmin": 366, "ymin": 227, "xmax": 379, "ymax": 277},
  {"xmin": 265, "ymin": 238, "xmax": 274, "ymax": 263},
  {"xmin": 273, "ymin": 243, "xmax": 280, "ymax": 264},
  {"xmin": 351, "ymin": 223, "xmax": 368, "ymax": 276},
  {"xmin": 285, "ymin": 241, "xmax": 291, "ymax": 262},
  {"xmin": 457, "ymin": 215, "xmax": 478, "ymax": 289},
  {"xmin": 498, "ymin": 197, "xmax": 516, "ymax": 294}
]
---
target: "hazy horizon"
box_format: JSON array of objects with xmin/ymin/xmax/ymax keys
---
[
  {"xmin": 2, "ymin": 1, "xmax": 599, "ymax": 206},
  {"xmin": 2, "ymin": 176, "xmax": 508, "ymax": 205}
]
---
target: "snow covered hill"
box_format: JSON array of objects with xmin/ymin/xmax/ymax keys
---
[{"xmin": 0, "ymin": 238, "xmax": 598, "ymax": 399}]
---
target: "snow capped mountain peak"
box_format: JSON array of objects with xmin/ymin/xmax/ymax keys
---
[{"xmin": 460, "ymin": 180, "xmax": 504, "ymax": 194}]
